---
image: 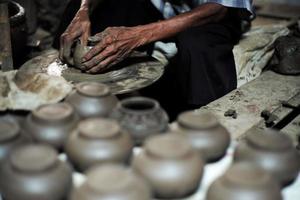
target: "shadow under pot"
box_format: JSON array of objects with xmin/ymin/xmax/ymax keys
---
[
  {"xmin": 0, "ymin": 119, "xmax": 31, "ymax": 165},
  {"xmin": 70, "ymin": 164, "xmax": 151, "ymax": 200},
  {"xmin": 110, "ymin": 97, "xmax": 169, "ymax": 145},
  {"xmin": 234, "ymin": 129, "xmax": 300, "ymax": 187},
  {"xmin": 206, "ymin": 162, "xmax": 282, "ymax": 200},
  {"xmin": 0, "ymin": 144, "xmax": 73, "ymax": 200},
  {"xmin": 24, "ymin": 103, "xmax": 79, "ymax": 150},
  {"xmin": 65, "ymin": 118, "xmax": 134, "ymax": 172},
  {"xmin": 65, "ymin": 82, "xmax": 118, "ymax": 118},
  {"xmin": 176, "ymin": 111, "xmax": 231, "ymax": 163},
  {"xmin": 132, "ymin": 134, "xmax": 204, "ymax": 199}
]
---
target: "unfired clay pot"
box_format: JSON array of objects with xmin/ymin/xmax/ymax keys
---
[
  {"xmin": 176, "ymin": 111, "xmax": 231, "ymax": 162},
  {"xmin": 24, "ymin": 103, "xmax": 79, "ymax": 150},
  {"xmin": 70, "ymin": 164, "xmax": 151, "ymax": 200},
  {"xmin": 65, "ymin": 118, "xmax": 133, "ymax": 172},
  {"xmin": 132, "ymin": 134, "xmax": 204, "ymax": 198},
  {"xmin": 65, "ymin": 82, "xmax": 118, "ymax": 118},
  {"xmin": 0, "ymin": 144, "xmax": 73, "ymax": 200},
  {"xmin": 0, "ymin": 119, "xmax": 31, "ymax": 165},
  {"xmin": 110, "ymin": 97, "xmax": 169, "ymax": 145},
  {"xmin": 206, "ymin": 162, "xmax": 283, "ymax": 200},
  {"xmin": 73, "ymin": 40, "xmax": 93, "ymax": 70},
  {"xmin": 234, "ymin": 129, "xmax": 300, "ymax": 186}
]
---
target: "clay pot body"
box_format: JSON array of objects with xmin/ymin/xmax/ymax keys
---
[
  {"xmin": 132, "ymin": 134, "xmax": 204, "ymax": 198},
  {"xmin": 176, "ymin": 111, "xmax": 231, "ymax": 162},
  {"xmin": 234, "ymin": 129, "xmax": 300, "ymax": 186},
  {"xmin": 0, "ymin": 118, "xmax": 31, "ymax": 165},
  {"xmin": 73, "ymin": 41, "xmax": 92, "ymax": 70},
  {"xmin": 0, "ymin": 144, "xmax": 73, "ymax": 200},
  {"xmin": 206, "ymin": 162, "xmax": 282, "ymax": 200},
  {"xmin": 71, "ymin": 164, "xmax": 151, "ymax": 200},
  {"xmin": 110, "ymin": 97, "xmax": 169, "ymax": 145},
  {"xmin": 24, "ymin": 103, "xmax": 79, "ymax": 150},
  {"xmin": 65, "ymin": 118, "xmax": 133, "ymax": 172},
  {"xmin": 66, "ymin": 82, "xmax": 118, "ymax": 118}
]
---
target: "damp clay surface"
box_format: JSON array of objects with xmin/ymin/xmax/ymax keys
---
[{"xmin": 0, "ymin": 70, "xmax": 72, "ymax": 111}]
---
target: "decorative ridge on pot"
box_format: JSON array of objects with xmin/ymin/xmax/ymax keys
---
[
  {"xmin": 111, "ymin": 96, "xmax": 169, "ymax": 145},
  {"xmin": 70, "ymin": 164, "xmax": 151, "ymax": 200},
  {"xmin": 206, "ymin": 162, "xmax": 283, "ymax": 200}
]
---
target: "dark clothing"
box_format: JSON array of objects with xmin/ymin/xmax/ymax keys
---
[{"xmin": 53, "ymin": 0, "xmax": 242, "ymax": 121}]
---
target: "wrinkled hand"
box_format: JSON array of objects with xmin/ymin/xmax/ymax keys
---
[
  {"xmin": 82, "ymin": 26, "xmax": 148, "ymax": 73},
  {"xmin": 60, "ymin": 8, "xmax": 90, "ymax": 65}
]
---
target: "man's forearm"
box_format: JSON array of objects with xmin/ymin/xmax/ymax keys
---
[{"xmin": 138, "ymin": 3, "xmax": 227, "ymax": 45}]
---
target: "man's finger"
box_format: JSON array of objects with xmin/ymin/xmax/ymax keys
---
[
  {"xmin": 83, "ymin": 39, "xmax": 107, "ymax": 62},
  {"xmin": 83, "ymin": 46, "xmax": 117, "ymax": 69},
  {"xmin": 87, "ymin": 55, "xmax": 117, "ymax": 74}
]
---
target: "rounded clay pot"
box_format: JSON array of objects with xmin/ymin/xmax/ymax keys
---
[
  {"xmin": 70, "ymin": 164, "xmax": 151, "ymax": 200},
  {"xmin": 73, "ymin": 41, "xmax": 92, "ymax": 70},
  {"xmin": 234, "ymin": 129, "xmax": 300, "ymax": 186},
  {"xmin": 206, "ymin": 162, "xmax": 282, "ymax": 200},
  {"xmin": 0, "ymin": 119, "xmax": 31, "ymax": 165},
  {"xmin": 65, "ymin": 118, "xmax": 133, "ymax": 172},
  {"xmin": 0, "ymin": 144, "xmax": 73, "ymax": 200},
  {"xmin": 132, "ymin": 134, "xmax": 204, "ymax": 198},
  {"xmin": 65, "ymin": 82, "xmax": 118, "ymax": 118},
  {"xmin": 176, "ymin": 111, "xmax": 231, "ymax": 162},
  {"xmin": 110, "ymin": 97, "xmax": 169, "ymax": 145},
  {"xmin": 24, "ymin": 103, "xmax": 79, "ymax": 150}
]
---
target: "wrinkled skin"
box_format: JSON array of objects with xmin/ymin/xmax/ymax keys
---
[
  {"xmin": 59, "ymin": 2, "xmax": 229, "ymax": 73},
  {"xmin": 59, "ymin": 8, "xmax": 91, "ymax": 65},
  {"xmin": 82, "ymin": 27, "xmax": 148, "ymax": 73}
]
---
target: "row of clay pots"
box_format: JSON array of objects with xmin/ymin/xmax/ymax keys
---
[{"xmin": 206, "ymin": 128, "xmax": 300, "ymax": 200}]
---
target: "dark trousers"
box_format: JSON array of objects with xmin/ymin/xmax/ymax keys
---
[{"xmin": 53, "ymin": 0, "xmax": 242, "ymax": 121}]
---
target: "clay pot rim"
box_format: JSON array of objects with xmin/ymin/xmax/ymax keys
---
[
  {"xmin": 117, "ymin": 97, "xmax": 160, "ymax": 114},
  {"xmin": 31, "ymin": 103, "xmax": 75, "ymax": 124},
  {"xmin": 0, "ymin": 119, "xmax": 20, "ymax": 142},
  {"xmin": 177, "ymin": 111, "xmax": 219, "ymax": 130},
  {"xmin": 246, "ymin": 130, "xmax": 293, "ymax": 151},
  {"xmin": 9, "ymin": 144, "xmax": 59, "ymax": 173},
  {"xmin": 85, "ymin": 164, "xmax": 136, "ymax": 193},
  {"xmin": 78, "ymin": 118, "xmax": 121, "ymax": 139},
  {"xmin": 9, "ymin": 1, "xmax": 25, "ymax": 25},
  {"xmin": 144, "ymin": 134, "xmax": 193, "ymax": 159},
  {"xmin": 75, "ymin": 82, "xmax": 111, "ymax": 97}
]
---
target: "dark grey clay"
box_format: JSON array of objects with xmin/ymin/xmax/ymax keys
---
[
  {"xmin": 176, "ymin": 111, "xmax": 231, "ymax": 162},
  {"xmin": 65, "ymin": 118, "xmax": 133, "ymax": 172},
  {"xmin": 0, "ymin": 118, "xmax": 31, "ymax": 165},
  {"xmin": 132, "ymin": 134, "xmax": 204, "ymax": 199},
  {"xmin": 24, "ymin": 103, "xmax": 79, "ymax": 150},
  {"xmin": 70, "ymin": 164, "xmax": 151, "ymax": 200},
  {"xmin": 0, "ymin": 144, "xmax": 73, "ymax": 200},
  {"xmin": 110, "ymin": 97, "xmax": 169, "ymax": 145},
  {"xmin": 73, "ymin": 41, "xmax": 92, "ymax": 70},
  {"xmin": 206, "ymin": 162, "xmax": 283, "ymax": 200},
  {"xmin": 234, "ymin": 129, "xmax": 300, "ymax": 186},
  {"xmin": 65, "ymin": 82, "xmax": 118, "ymax": 118}
]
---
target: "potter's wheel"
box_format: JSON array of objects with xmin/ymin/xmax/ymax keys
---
[{"xmin": 18, "ymin": 49, "xmax": 165, "ymax": 94}]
